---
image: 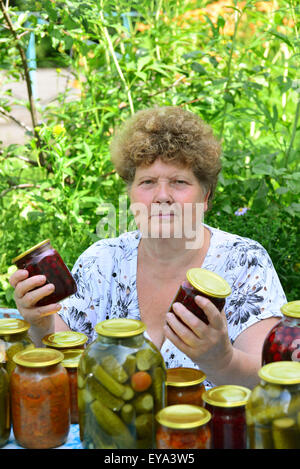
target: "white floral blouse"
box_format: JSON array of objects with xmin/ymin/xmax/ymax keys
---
[{"xmin": 59, "ymin": 225, "xmax": 286, "ymax": 388}]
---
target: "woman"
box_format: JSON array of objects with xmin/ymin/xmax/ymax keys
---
[{"xmin": 9, "ymin": 107, "xmax": 286, "ymax": 389}]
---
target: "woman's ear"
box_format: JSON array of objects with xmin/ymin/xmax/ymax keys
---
[{"xmin": 203, "ymin": 189, "xmax": 211, "ymax": 213}]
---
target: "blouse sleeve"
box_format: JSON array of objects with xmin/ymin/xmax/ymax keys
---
[{"xmin": 225, "ymin": 241, "xmax": 287, "ymax": 344}]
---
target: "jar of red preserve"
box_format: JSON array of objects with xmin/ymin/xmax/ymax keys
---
[
  {"xmin": 10, "ymin": 348, "xmax": 70, "ymax": 449},
  {"xmin": 42, "ymin": 331, "xmax": 88, "ymax": 350},
  {"xmin": 61, "ymin": 349, "xmax": 84, "ymax": 424},
  {"xmin": 262, "ymin": 301, "xmax": 300, "ymax": 365},
  {"xmin": 156, "ymin": 404, "xmax": 211, "ymax": 449},
  {"xmin": 12, "ymin": 239, "xmax": 77, "ymax": 307},
  {"xmin": 202, "ymin": 385, "xmax": 251, "ymax": 449},
  {"xmin": 169, "ymin": 268, "xmax": 231, "ymax": 324},
  {"xmin": 166, "ymin": 367, "xmax": 206, "ymax": 406}
]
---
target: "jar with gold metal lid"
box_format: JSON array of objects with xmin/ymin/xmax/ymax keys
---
[
  {"xmin": 166, "ymin": 367, "xmax": 206, "ymax": 406},
  {"xmin": 246, "ymin": 361, "xmax": 300, "ymax": 449},
  {"xmin": 156, "ymin": 404, "xmax": 211, "ymax": 449},
  {"xmin": 0, "ymin": 318, "xmax": 34, "ymax": 376},
  {"xmin": 62, "ymin": 349, "xmax": 84, "ymax": 424},
  {"xmin": 0, "ymin": 360, "xmax": 10, "ymax": 448},
  {"xmin": 78, "ymin": 318, "xmax": 166, "ymax": 449},
  {"xmin": 168, "ymin": 268, "xmax": 231, "ymax": 324},
  {"xmin": 12, "ymin": 239, "xmax": 77, "ymax": 307},
  {"xmin": 262, "ymin": 301, "xmax": 300, "ymax": 364},
  {"xmin": 202, "ymin": 385, "xmax": 251, "ymax": 449},
  {"xmin": 10, "ymin": 348, "xmax": 70, "ymax": 449},
  {"xmin": 42, "ymin": 331, "xmax": 88, "ymax": 350}
]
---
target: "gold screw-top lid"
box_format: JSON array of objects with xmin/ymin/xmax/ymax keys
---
[
  {"xmin": 61, "ymin": 349, "xmax": 84, "ymax": 368},
  {"xmin": 281, "ymin": 301, "xmax": 300, "ymax": 319},
  {"xmin": 156, "ymin": 404, "xmax": 211, "ymax": 429},
  {"xmin": 42, "ymin": 331, "xmax": 88, "ymax": 348},
  {"xmin": 186, "ymin": 268, "xmax": 232, "ymax": 298},
  {"xmin": 202, "ymin": 385, "xmax": 251, "ymax": 408},
  {"xmin": 13, "ymin": 347, "xmax": 64, "ymax": 368},
  {"xmin": 166, "ymin": 367, "xmax": 206, "ymax": 387},
  {"xmin": 0, "ymin": 318, "xmax": 30, "ymax": 335},
  {"xmin": 258, "ymin": 361, "xmax": 300, "ymax": 385},
  {"xmin": 95, "ymin": 319, "xmax": 146, "ymax": 338},
  {"xmin": 12, "ymin": 239, "xmax": 51, "ymax": 264}
]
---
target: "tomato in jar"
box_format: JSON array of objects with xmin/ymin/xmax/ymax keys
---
[
  {"xmin": 166, "ymin": 367, "xmax": 206, "ymax": 406},
  {"xmin": 61, "ymin": 349, "xmax": 84, "ymax": 424},
  {"xmin": 262, "ymin": 301, "xmax": 300, "ymax": 365},
  {"xmin": 169, "ymin": 268, "xmax": 231, "ymax": 324},
  {"xmin": 156, "ymin": 404, "xmax": 211, "ymax": 449},
  {"xmin": 202, "ymin": 385, "xmax": 251, "ymax": 449},
  {"xmin": 10, "ymin": 348, "xmax": 70, "ymax": 449},
  {"xmin": 12, "ymin": 239, "xmax": 77, "ymax": 307}
]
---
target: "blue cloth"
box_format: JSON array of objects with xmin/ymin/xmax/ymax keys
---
[{"xmin": 2, "ymin": 425, "xmax": 83, "ymax": 449}]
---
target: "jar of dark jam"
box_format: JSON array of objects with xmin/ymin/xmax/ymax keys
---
[
  {"xmin": 262, "ymin": 301, "xmax": 300, "ymax": 365},
  {"xmin": 168, "ymin": 268, "xmax": 231, "ymax": 324},
  {"xmin": 246, "ymin": 361, "xmax": 300, "ymax": 449},
  {"xmin": 42, "ymin": 331, "xmax": 88, "ymax": 350},
  {"xmin": 12, "ymin": 239, "xmax": 77, "ymax": 307},
  {"xmin": 166, "ymin": 367, "xmax": 206, "ymax": 406},
  {"xmin": 0, "ymin": 362, "xmax": 10, "ymax": 448},
  {"xmin": 0, "ymin": 318, "xmax": 34, "ymax": 377},
  {"xmin": 156, "ymin": 404, "xmax": 211, "ymax": 449},
  {"xmin": 62, "ymin": 349, "xmax": 84, "ymax": 424},
  {"xmin": 10, "ymin": 348, "xmax": 70, "ymax": 449},
  {"xmin": 202, "ymin": 385, "xmax": 251, "ymax": 449}
]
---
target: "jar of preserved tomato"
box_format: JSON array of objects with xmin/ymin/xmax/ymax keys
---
[
  {"xmin": 78, "ymin": 318, "xmax": 166, "ymax": 449},
  {"xmin": 62, "ymin": 349, "xmax": 84, "ymax": 424},
  {"xmin": 12, "ymin": 239, "xmax": 77, "ymax": 307},
  {"xmin": 246, "ymin": 361, "xmax": 300, "ymax": 449},
  {"xmin": 10, "ymin": 348, "xmax": 70, "ymax": 449},
  {"xmin": 202, "ymin": 384, "xmax": 251, "ymax": 449},
  {"xmin": 156, "ymin": 404, "xmax": 211, "ymax": 449},
  {"xmin": 0, "ymin": 318, "xmax": 34, "ymax": 376},
  {"xmin": 0, "ymin": 362, "xmax": 10, "ymax": 448},
  {"xmin": 166, "ymin": 367, "xmax": 206, "ymax": 406},
  {"xmin": 42, "ymin": 331, "xmax": 88, "ymax": 350},
  {"xmin": 262, "ymin": 301, "xmax": 300, "ymax": 365},
  {"xmin": 169, "ymin": 268, "xmax": 231, "ymax": 324}
]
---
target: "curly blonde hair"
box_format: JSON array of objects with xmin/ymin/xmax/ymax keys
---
[{"xmin": 110, "ymin": 106, "xmax": 222, "ymax": 206}]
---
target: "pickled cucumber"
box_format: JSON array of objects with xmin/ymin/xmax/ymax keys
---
[
  {"xmin": 86, "ymin": 375, "xmax": 124, "ymax": 411},
  {"xmin": 92, "ymin": 364, "xmax": 126, "ymax": 397},
  {"xmin": 121, "ymin": 404, "xmax": 134, "ymax": 424},
  {"xmin": 152, "ymin": 367, "xmax": 165, "ymax": 410},
  {"xmin": 123, "ymin": 354, "xmax": 136, "ymax": 376},
  {"xmin": 272, "ymin": 417, "xmax": 300, "ymax": 449},
  {"xmin": 133, "ymin": 393, "xmax": 154, "ymax": 414},
  {"xmin": 247, "ymin": 424, "xmax": 274, "ymax": 449},
  {"xmin": 136, "ymin": 348, "xmax": 159, "ymax": 371},
  {"xmin": 122, "ymin": 385, "xmax": 135, "ymax": 401},
  {"xmin": 136, "ymin": 413, "xmax": 153, "ymax": 440},
  {"xmin": 101, "ymin": 355, "xmax": 128, "ymax": 384}
]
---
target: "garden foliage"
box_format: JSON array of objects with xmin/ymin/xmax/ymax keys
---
[{"xmin": 0, "ymin": 0, "xmax": 299, "ymax": 307}]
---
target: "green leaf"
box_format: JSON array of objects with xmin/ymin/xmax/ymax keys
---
[
  {"xmin": 268, "ymin": 29, "xmax": 294, "ymax": 49},
  {"xmin": 191, "ymin": 62, "xmax": 207, "ymax": 75}
]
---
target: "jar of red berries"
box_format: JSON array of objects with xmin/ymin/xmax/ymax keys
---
[{"xmin": 262, "ymin": 301, "xmax": 300, "ymax": 365}]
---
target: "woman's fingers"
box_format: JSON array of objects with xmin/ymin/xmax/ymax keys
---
[
  {"xmin": 194, "ymin": 296, "xmax": 224, "ymax": 329},
  {"xmin": 16, "ymin": 282, "xmax": 55, "ymax": 308},
  {"xmin": 9, "ymin": 269, "xmax": 29, "ymax": 288},
  {"xmin": 14, "ymin": 274, "xmax": 47, "ymax": 299}
]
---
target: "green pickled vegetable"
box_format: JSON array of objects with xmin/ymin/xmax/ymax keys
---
[
  {"xmin": 87, "ymin": 375, "xmax": 124, "ymax": 411},
  {"xmin": 247, "ymin": 424, "xmax": 274, "ymax": 449},
  {"xmin": 136, "ymin": 348, "xmax": 158, "ymax": 371},
  {"xmin": 122, "ymin": 385, "xmax": 135, "ymax": 401},
  {"xmin": 101, "ymin": 355, "xmax": 128, "ymax": 384},
  {"xmin": 133, "ymin": 393, "xmax": 154, "ymax": 414},
  {"xmin": 123, "ymin": 354, "xmax": 136, "ymax": 376},
  {"xmin": 272, "ymin": 418, "xmax": 300, "ymax": 449},
  {"xmin": 92, "ymin": 364, "xmax": 126, "ymax": 397},
  {"xmin": 152, "ymin": 366, "xmax": 165, "ymax": 410},
  {"xmin": 85, "ymin": 411, "xmax": 117, "ymax": 449},
  {"xmin": 135, "ymin": 413, "xmax": 153, "ymax": 440},
  {"xmin": 121, "ymin": 404, "xmax": 134, "ymax": 424}
]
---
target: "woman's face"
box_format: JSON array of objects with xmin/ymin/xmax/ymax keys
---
[{"xmin": 129, "ymin": 159, "xmax": 210, "ymax": 244}]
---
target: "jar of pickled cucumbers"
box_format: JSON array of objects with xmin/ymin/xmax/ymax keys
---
[
  {"xmin": 78, "ymin": 318, "xmax": 166, "ymax": 449},
  {"xmin": 0, "ymin": 362, "xmax": 10, "ymax": 448},
  {"xmin": 246, "ymin": 361, "xmax": 300, "ymax": 449},
  {"xmin": 166, "ymin": 367, "xmax": 206, "ymax": 406},
  {"xmin": 42, "ymin": 331, "xmax": 88, "ymax": 350},
  {"xmin": 0, "ymin": 318, "xmax": 34, "ymax": 376},
  {"xmin": 61, "ymin": 349, "xmax": 84, "ymax": 424},
  {"xmin": 262, "ymin": 301, "xmax": 300, "ymax": 365}
]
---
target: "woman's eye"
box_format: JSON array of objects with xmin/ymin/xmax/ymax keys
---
[
  {"xmin": 141, "ymin": 180, "xmax": 154, "ymax": 185},
  {"xmin": 174, "ymin": 180, "xmax": 187, "ymax": 184}
]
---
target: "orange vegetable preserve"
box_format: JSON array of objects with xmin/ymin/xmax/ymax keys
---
[
  {"xmin": 61, "ymin": 349, "xmax": 84, "ymax": 424},
  {"xmin": 0, "ymin": 362, "xmax": 10, "ymax": 448},
  {"xmin": 169, "ymin": 268, "xmax": 231, "ymax": 325},
  {"xmin": 10, "ymin": 348, "xmax": 70, "ymax": 449},
  {"xmin": 166, "ymin": 367, "xmax": 206, "ymax": 406},
  {"xmin": 156, "ymin": 404, "xmax": 211, "ymax": 449}
]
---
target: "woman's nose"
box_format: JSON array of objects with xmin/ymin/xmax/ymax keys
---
[{"xmin": 153, "ymin": 182, "xmax": 173, "ymax": 203}]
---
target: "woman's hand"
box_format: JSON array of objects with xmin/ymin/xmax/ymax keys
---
[
  {"xmin": 164, "ymin": 295, "xmax": 233, "ymax": 377},
  {"xmin": 9, "ymin": 269, "xmax": 61, "ymax": 336}
]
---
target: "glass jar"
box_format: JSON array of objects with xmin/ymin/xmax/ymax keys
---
[
  {"xmin": 262, "ymin": 301, "xmax": 300, "ymax": 365},
  {"xmin": 10, "ymin": 348, "xmax": 70, "ymax": 449},
  {"xmin": 246, "ymin": 361, "xmax": 300, "ymax": 449},
  {"xmin": 168, "ymin": 268, "xmax": 231, "ymax": 324},
  {"xmin": 166, "ymin": 367, "xmax": 206, "ymax": 406},
  {"xmin": 0, "ymin": 363, "xmax": 10, "ymax": 448},
  {"xmin": 61, "ymin": 349, "xmax": 84, "ymax": 424},
  {"xmin": 202, "ymin": 385, "xmax": 251, "ymax": 449},
  {"xmin": 42, "ymin": 331, "xmax": 88, "ymax": 350},
  {"xmin": 0, "ymin": 318, "xmax": 34, "ymax": 376},
  {"xmin": 156, "ymin": 404, "xmax": 211, "ymax": 449},
  {"xmin": 78, "ymin": 318, "xmax": 166, "ymax": 449},
  {"xmin": 12, "ymin": 239, "xmax": 77, "ymax": 307}
]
